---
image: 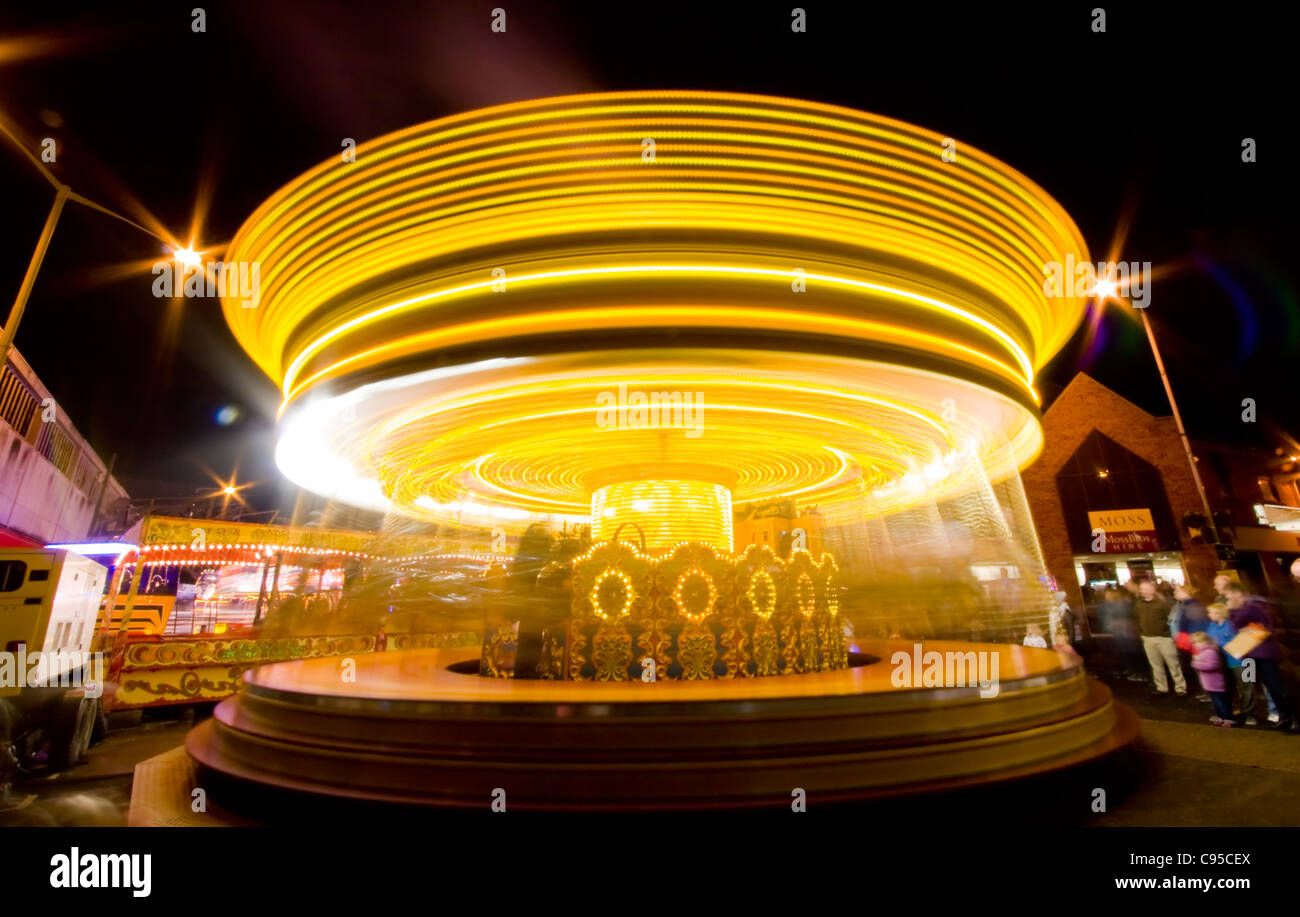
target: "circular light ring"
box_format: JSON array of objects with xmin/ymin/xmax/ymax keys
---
[
  {"xmin": 222, "ymin": 91, "xmax": 1089, "ymax": 413},
  {"xmin": 274, "ymin": 349, "xmax": 1044, "ymax": 530},
  {"xmin": 589, "ymin": 568, "xmax": 634, "ymax": 622},
  {"xmin": 672, "ymin": 567, "xmax": 718, "ymax": 622},
  {"xmin": 747, "ymin": 569, "xmax": 777, "ymax": 620}
]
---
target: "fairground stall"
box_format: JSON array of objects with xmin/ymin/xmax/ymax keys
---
[{"xmin": 90, "ymin": 515, "xmax": 494, "ymax": 710}]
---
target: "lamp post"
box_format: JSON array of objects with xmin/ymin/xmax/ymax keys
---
[
  {"xmin": 0, "ymin": 115, "xmax": 186, "ymax": 369},
  {"xmin": 1133, "ymin": 304, "xmax": 1219, "ymax": 546},
  {"xmin": 0, "ymin": 183, "xmax": 69, "ymax": 370}
]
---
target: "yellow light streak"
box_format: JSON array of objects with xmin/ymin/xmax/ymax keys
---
[{"xmin": 219, "ymin": 92, "xmax": 1086, "ymax": 532}]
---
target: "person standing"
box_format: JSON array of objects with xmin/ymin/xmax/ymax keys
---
[
  {"xmin": 1052, "ymin": 591, "xmax": 1079, "ymax": 647},
  {"xmin": 1213, "ymin": 574, "xmax": 1233, "ymax": 606},
  {"xmin": 1100, "ymin": 587, "xmax": 1144, "ymax": 680},
  {"xmin": 1214, "ymin": 575, "xmax": 1277, "ymax": 717},
  {"xmin": 1172, "ymin": 584, "xmax": 1210, "ymax": 702},
  {"xmin": 1023, "ymin": 622, "xmax": 1048, "ymax": 648},
  {"xmin": 1206, "ymin": 603, "xmax": 1243, "ymax": 718},
  {"xmin": 1136, "ymin": 578, "xmax": 1186, "ymax": 696},
  {"xmin": 1172, "ymin": 584, "xmax": 1210, "ymax": 635},
  {"xmin": 1279, "ymin": 558, "xmax": 1300, "ymax": 651},
  {"xmin": 1190, "ymin": 632, "xmax": 1234, "ymax": 725},
  {"xmin": 1224, "ymin": 583, "xmax": 1299, "ymax": 733}
]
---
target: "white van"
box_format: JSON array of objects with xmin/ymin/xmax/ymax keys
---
[{"xmin": 0, "ymin": 549, "xmax": 108, "ymax": 798}]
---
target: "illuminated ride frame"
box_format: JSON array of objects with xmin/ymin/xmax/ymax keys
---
[
  {"xmin": 482, "ymin": 541, "xmax": 844, "ymax": 681},
  {"xmin": 169, "ymin": 91, "xmax": 1137, "ymax": 817},
  {"xmin": 95, "ymin": 515, "xmax": 482, "ymax": 711}
]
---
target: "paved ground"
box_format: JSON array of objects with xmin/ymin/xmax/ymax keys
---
[
  {"xmin": 0, "ymin": 711, "xmax": 197, "ymax": 827},
  {"xmin": 2, "ymin": 668, "xmax": 1298, "ymax": 826},
  {"xmin": 1087, "ymin": 668, "xmax": 1300, "ymax": 826}
]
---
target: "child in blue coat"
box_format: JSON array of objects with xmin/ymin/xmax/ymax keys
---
[{"xmin": 1206, "ymin": 603, "xmax": 1246, "ymax": 723}]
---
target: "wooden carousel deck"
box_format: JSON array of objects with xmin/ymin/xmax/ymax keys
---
[{"xmin": 181, "ymin": 639, "xmax": 1137, "ymax": 814}]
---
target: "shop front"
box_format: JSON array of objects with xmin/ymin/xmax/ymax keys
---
[
  {"xmin": 1019, "ymin": 374, "xmax": 1220, "ymax": 623},
  {"xmin": 1067, "ymin": 507, "xmax": 1187, "ymax": 623}
]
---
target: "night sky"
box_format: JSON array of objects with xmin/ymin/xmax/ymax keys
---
[{"xmin": 1, "ymin": 1, "xmax": 1296, "ymax": 515}]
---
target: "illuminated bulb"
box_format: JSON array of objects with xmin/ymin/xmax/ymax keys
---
[
  {"xmin": 795, "ymin": 572, "xmax": 816, "ymax": 618},
  {"xmin": 747, "ymin": 569, "xmax": 777, "ymax": 619},
  {"xmin": 174, "ymin": 247, "xmax": 202, "ymax": 267},
  {"xmin": 673, "ymin": 566, "xmax": 717, "ymax": 622},
  {"xmin": 590, "ymin": 568, "xmax": 634, "ymax": 621}
]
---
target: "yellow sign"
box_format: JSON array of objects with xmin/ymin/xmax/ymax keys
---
[
  {"xmin": 137, "ymin": 515, "xmax": 464, "ymax": 556},
  {"xmin": 1088, "ymin": 508, "xmax": 1154, "ymax": 532}
]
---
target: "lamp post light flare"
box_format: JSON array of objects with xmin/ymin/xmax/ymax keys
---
[{"xmin": 173, "ymin": 247, "xmax": 202, "ymax": 267}]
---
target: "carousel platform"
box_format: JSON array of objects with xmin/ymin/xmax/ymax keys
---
[{"xmin": 158, "ymin": 638, "xmax": 1138, "ymax": 816}]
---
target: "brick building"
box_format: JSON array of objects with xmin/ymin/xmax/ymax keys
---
[
  {"xmin": 1195, "ymin": 441, "xmax": 1300, "ymax": 591},
  {"xmin": 1021, "ymin": 373, "xmax": 1220, "ymax": 613}
]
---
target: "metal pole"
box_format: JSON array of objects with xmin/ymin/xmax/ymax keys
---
[
  {"xmin": 1137, "ymin": 308, "xmax": 1218, "ymax": 542},
  {"xmin": 270, "ymin": 550, "xmax": 283, "ymax": 605},
  {"xmin": 118, "ymin": 554, "xmax": 145, "ymax": 635},
  {"xmin": 253, "ymin": 553, "xmax": 272, "ymax": 626},
  {"xmin": 0, "ymin": 184, "xmax": 70, "ymax": 370}
]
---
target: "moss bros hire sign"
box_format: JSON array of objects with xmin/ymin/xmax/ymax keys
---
[{"xmin": 1087, "ymin": 508, "xmax": 1160, "ymax": 553}]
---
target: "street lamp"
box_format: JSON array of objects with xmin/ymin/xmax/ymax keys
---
[
  {"xmin": 195, "ymin": 475, "xmax": 251, "ymax": 520},
  {"xmin": 1101, "ymin": 285, "xmax": 1219, "ymax": 546},
  {"xmin": 0, "ymin": 114, "xmax": 192, "ymax": 369},
  {"xmin": 0, "ymin": 182, "xmax": 68, "ymax": 369}
]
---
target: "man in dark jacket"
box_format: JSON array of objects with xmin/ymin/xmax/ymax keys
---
[
  {"xmin": 1172, "ymin": 584, "xmax": 1211, "ymax": 701},
  {"xmin": 1136, "ymin": 579, "xmax": 1185, "ymax": 696},
  {"xmin": 1172, "ymin": 585, "xmax": 1209, "ymax": 635},
  {"xmin": 1225, "ymin": 583, "xmax": 1299, "ymax": 733}
]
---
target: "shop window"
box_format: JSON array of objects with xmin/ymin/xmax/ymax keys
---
[{"xmin": 1054, "ymin": 430, "xmax": 1180, "ymax": 555}]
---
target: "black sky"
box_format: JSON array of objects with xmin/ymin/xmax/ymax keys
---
[{"xmin": 0, "ymin": 1, "xmax": 1297, "ymax": 513}]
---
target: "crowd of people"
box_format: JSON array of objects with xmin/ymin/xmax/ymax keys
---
[{"xmin": 1085, "ymin": 571, "xmax": 1300, "ymax": 733}]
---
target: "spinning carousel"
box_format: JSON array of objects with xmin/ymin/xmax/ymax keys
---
[{"xmin": 171, "ymin": 91, "xmax": 1136, "ymax": 815}]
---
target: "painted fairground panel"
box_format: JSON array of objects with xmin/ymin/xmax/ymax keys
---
[{"xmin": 96, "ymin": 515, "xmax": 496, "ymax": 709}]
